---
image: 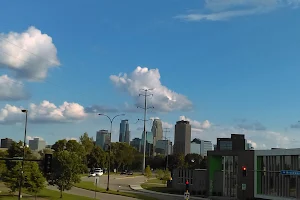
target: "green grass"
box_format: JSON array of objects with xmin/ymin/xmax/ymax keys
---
[
  {"xmin": 0, "ymin": 188, "xmax": 95, "ymax": 200},
  {"xmin": 75, "ymin": 181, "xmax": 158, "ymax": 200},
  {"xmin": 141, "ymin": 179, "xmax": 179, "ymax": 195}
]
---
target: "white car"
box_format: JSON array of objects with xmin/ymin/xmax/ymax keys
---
[{"xmin": 89, "ymin": 168, "xmax": 103, "ymax": 177}]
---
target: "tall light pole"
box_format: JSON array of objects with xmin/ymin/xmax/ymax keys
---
[
  {"xmin": 98, "ymin": 113, "xmax": 125, "ymax": 191},
  {"xmin": 18, "ymin": 109, "xmax": 28, "ymax": 200},
  {"xmin": 138, "ymin": 89, "xmax": 154, "ymax": 174}
]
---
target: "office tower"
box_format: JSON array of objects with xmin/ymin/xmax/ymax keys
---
[
  {"xmin": 96, "ymin": 130, "xmax": 110, "ymax": 150},
  {"xmin": 190, "ymin": 138, "xmax": 213, "ymax": 156},
  {"xmin": 130, "ymin": 138, "xmax": 142, "ymax": 152},
  {"xmin": 173, "ymin": 120, "xmax": 191, "ymax": 155},
  {"xmin": 119, "ymin": 120, "xmax": 130, "ymax": 144},
  {"xmin": 216, "ymin": 134, "xmax": 246, "ymax": 151},
  {"xmin": 141, "ymin": 131, "xmax": 154, "ymax": 156},
  {"xmin": 28, "ymin": 138, "xmax": 46, "ymax": 151},
  {"xmin": 151, "ymin": 119, "xmax": 163, "ymax": 154},
  {"xmin": 155, "ymin": 139, "xmax": 172, "ymax": 156},
  {"xmin": 1, "ymin": 138, "xmax": 12, "ymax": 148}
]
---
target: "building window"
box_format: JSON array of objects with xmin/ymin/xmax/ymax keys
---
[
  {"xmin": 190, "ymin": 170, "xmax": 193, "ymax": 185},
  {"xmin": 219, "ymin": 141, "xmax": 232, "ymax": 150}
]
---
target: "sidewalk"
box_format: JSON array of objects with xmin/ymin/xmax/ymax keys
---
[{"xmin": 129, "ymin": 185, "xmax": 211, "ymax": 200}]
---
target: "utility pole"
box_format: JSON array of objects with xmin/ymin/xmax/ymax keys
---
[
  {"xmin": 137, "ymin": 88, "xmax": 154, "ymax": 174},
  {"xmin": 163, "ymin": 128, "xmax": 170, "ymax": 170}
]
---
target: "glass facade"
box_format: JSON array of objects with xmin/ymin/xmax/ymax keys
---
[
  {"xmin": 257, "ymin": 155, "xmax": 300, "ymax": 198},
  {"xmin": 219, "ymin": 141, "xmax": 232, "ymax": 150}
]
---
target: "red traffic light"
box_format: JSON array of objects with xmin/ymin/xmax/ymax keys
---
[{"xmin": 242, "ymin": 166, "xmax": 247, "ymax": 170}]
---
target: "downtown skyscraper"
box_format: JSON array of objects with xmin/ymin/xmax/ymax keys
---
[
  {"xmin": 119, "ymin": 119, "xmax": 130, "ymax": 144},
  {"xmin": 151, "ymin": 119, "xmax": 163, "ymax": 155}
]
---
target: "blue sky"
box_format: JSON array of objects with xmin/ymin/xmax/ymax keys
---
[{"xmin": 1, "ymin": 0, "xmax": 300, "ymax": 149}]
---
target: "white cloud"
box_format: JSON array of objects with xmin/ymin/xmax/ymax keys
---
[
  {"xmin": 0, "ymin": 26, "xmax": 60, "ymax": 81},
  {"xmin": 0, "ymin": 74, "xmax": 29, "ymax": 100},
  {"xmin": 0, "ymin": 100, "xmax": 87, "ymax": 124},
  {"xmin": 110, "ymin": 66, "xmax": 193, "ymax": 112},
  {"xmin": 198, "ymin": 125, "xmax": 292, "ymax": 149},
  {"xmin": 66, "ymin": 137, "xmax": 78, "ymax": 141},
  {"xmin": 179, "ymin": 115, "xmax": 211, "ymax": 132},
  {"xmin": 26, "ymin": 136, "xmax": 44, "ymax": 141},
  {"xmin": 175, "ymin": 0, "xmax": 300, "ymax": 21}
]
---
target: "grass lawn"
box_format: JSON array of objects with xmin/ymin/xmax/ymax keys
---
[
  {"xmin": 75, "ymin": 181, "xmax": 158, "ymax": 200},
  {"xmin": 0, "ymin": 188, "xmax": 95, "ymax": 200},
  {"xmin": 141, "ymin": 179, "xmax": 179, "ymax": 195}
]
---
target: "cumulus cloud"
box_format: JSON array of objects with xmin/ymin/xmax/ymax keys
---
[
  {"xmin": 0, "ymin": 100, "xmax": 87, "ymax": 124},
  {"xmin": 179, "ymin": 115, "xmax": 211, "ymax": 132},
  {"xmin": 110, "ymin": 66, "xmax": 193, "ymax": 112},
  {"xmin": 175, "ymin": 0, "xmax": 300, "ymax": 21},
  {"xmin": 0, "ymin": 75, "xmax": 30, "ymax": 101},
  {"xmin": 199, "ymin": 125, "xmax": 291, "ymax": 149},
  {"xmin": 26, "ymin": 136, "xmax": 44, "ymax": 141},
  {"xmin": 0, "ymin": 26, "xmax": 60, "ymax": 81}
]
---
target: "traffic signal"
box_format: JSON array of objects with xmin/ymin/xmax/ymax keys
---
[
  {"xmin": 185, "ymin": 180, "xmax": 189, "ymax": 191},
  {"xmin": 44, "ymin": 154, "xmax": 52, "ymax": 174},
  {"xmin": 242, "ymin": 166, "xmax": 247, "ymax": 177}
]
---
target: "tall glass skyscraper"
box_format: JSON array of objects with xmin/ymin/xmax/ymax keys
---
[
  {"xmin": 96, "ymin": 130, "xmax": 109, "ymax": 150},
  {"xmin": 119, "ymin": 120, "xmax": 130, "ymax": 144},
  {"xmin": 151, "ymin": 119, "xmax": 163, "ymax": 155}
]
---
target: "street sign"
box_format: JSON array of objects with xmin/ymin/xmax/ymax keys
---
[
  {"xmin": 184, "ymin": 191, "xmax": 190, "ymax": 200},
  {"xmin": 94, "ymin": 177, "xmax": 99, "ymax": 185},
  {"xmin": 281, "ymin": 170, "xmax": 300, "ymax": 176},
  {"xmin": 242, "ymin": 184, "xmax": 246, "ymax": 190}
]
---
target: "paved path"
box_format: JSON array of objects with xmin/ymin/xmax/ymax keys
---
[
  {"xmin": 129, "ymin": 185, "xmax": 211, "ymax": 200},
  {"xmin": 47, "ymin": 185, "xmax": 136, "ymax": 200}
]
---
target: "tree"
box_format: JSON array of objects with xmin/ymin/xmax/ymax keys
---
[
  {"xmin": 51, "ymin": 139, "xmax": 67, "ymax": 152},
  {"xmin": 145, "ymin": 165, "xmax": 152, "ymax": 180},
  {"xmin": 38, "ymin": 148, "xmax": 53, "ymax": 157},
  {"xmin": 24, "ymin": 162, "xmax": 46, "ymax": 199},
  {"xmin": 79, "ymin": 132, "xmax": 94, "ymax": 155},
  {"xmin": 87, "ymin": 146, "xmax": 107, "ymax": 169},
  {"xmin": 0, "ymin": 150, "xmax": 7, "ymax": 178},
  {"xmin": 185, "ymin": 153, "xmax": 203, "ymax": 169},
  {"xmin": 2, "ymin": 162, "xmax": 21, "ymax": 194},
  {"xmin": 51, "ymin": 150, "xmax": 83, "ymax": 198},
  {"xmin": 6, "ymin": 141, "xmax": 32, "ymax": 169}
]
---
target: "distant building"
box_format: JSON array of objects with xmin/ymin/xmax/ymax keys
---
[
  {"xmin": 155, "ymin": 139, "xmax": 172, "ymax": 156},
  {"xmin": 141, "ymin": 131, "xmax": 154, "ymax": 156},
  {"xmin": 96, "ymin": 130, "xmax": 109, "ymax": 150},
  {"xmin": 151, "ymin": 119, "xmax": 163, "ymax": 155},
  {"xmin": 130, "ymin": 138, "xmax": 141, "ymax": 151},
  {"xmin": 173, "ymin": 120, "xmax": 191, "ymax": 155},
  {"xmin": 190, "ymin": 138, "xmax": 213, "ymax": 156},
  {"xmin": 45, "ymin": 145, "xmax": 52, "ymax": 149},
  {"xmin": 29, "ymin": 138, "xmax": 46, "ymax": 151},
  {"xmin": 119, "ymin": 120, "xmax": 130, "ymax": 144},
  {"xmin": 1, "ymin": 138, "xmax": 12, "ymax": 148}
]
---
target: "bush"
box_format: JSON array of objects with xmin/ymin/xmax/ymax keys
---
[
  {"xmin": 155, "ymin": 169, "xmax": 164, "ymax": 180},
  {"xmin": 162, "ymin": 170, "xmax": 171, "ymax": 184}
]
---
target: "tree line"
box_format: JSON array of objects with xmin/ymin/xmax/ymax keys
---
[{"xmin": 0, "ymin": 132, "xmax": 207, "ymax": 198}]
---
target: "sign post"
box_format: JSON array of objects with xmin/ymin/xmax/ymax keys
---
[
  {"xmin": 184, "ymin": 191, "xmax": 190, "ymax": 200},
  {"xmin": 281, "ymin": 170, "xmax": 300, "ymax": 176},
  {"xmin": 94, "ymin": 177, "xmax": 99, "ymax": 199}
]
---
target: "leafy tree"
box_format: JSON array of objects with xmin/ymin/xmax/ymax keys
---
[
  {"xmin": 167, "ymin": 153, "xmax": 185, "ymax": 171},
  {"xmin": 38, "ymin": 148, "xmax": 53, "ymax": 157},
  {"xmin": 51, "ymin": 150, "xmax": 83, "ymax": 198},
  {"xmin": 2, "ymin": 162, "xmax": 21, "ymax": 194},
  {"xmin": 87, "ymin": 146, "xmax": 107, "ymax": 169},
  {"xmin": 145, "ymin": 165, "xmax": 152, "ymax": 179},
  {"xmin": 0, "ymin": 150, "xmax": 7, "ymax": 178},
  {"xmin": 24, "ymin": 162, "xmax": 46, "ymax": 199},
  {"xmin": 200, "ymin": 156, "xmax": 207, "ymax": 169},
  {"xmin": 185, "ymin": 153, "xmax": 203, "ymax": 169},
  {"xmin": 51, "ymin": 139, "xmax": 67, "ymax": 152},
  {"xmin": 6, "ymin": 141, "xmax": 32, "ymax": 169},
  {"xmin": 79, "ymin": 132, "xmax": 94, "ymax": 155}
]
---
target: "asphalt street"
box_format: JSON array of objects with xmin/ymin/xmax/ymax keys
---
[{"xmin": 82, "ymin": 174, "xmax": 146, "ymax": 191}]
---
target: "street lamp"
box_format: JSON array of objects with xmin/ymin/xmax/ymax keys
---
[
  {"xmin": 98, "ymin": 113, "xmax": 125, "ymax": 191},
  {"xmin": 18, "ymin": 109, "xmax": 28, "ymax": 200}
]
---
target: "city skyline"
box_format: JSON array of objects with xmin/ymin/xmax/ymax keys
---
[{"xmin": 1, "ymin": 1, "xmax": 300, "ymax": 149}]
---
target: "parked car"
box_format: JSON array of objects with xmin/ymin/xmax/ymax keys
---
[
  {"xmin": 89, "ymin": 168, "xmax": 103, "ymax": 177},
  {"xmin": 127, "ymin": 171, "xmax": 133, "ymax": 175},
  {"xmin": 120, "ymin": 170, "xmax": 127, "ymax": 175}
]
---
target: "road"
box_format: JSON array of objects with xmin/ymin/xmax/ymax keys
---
[{"xmin": 82, "ymin": 174, "xmax": 146, "ymax": 191}]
